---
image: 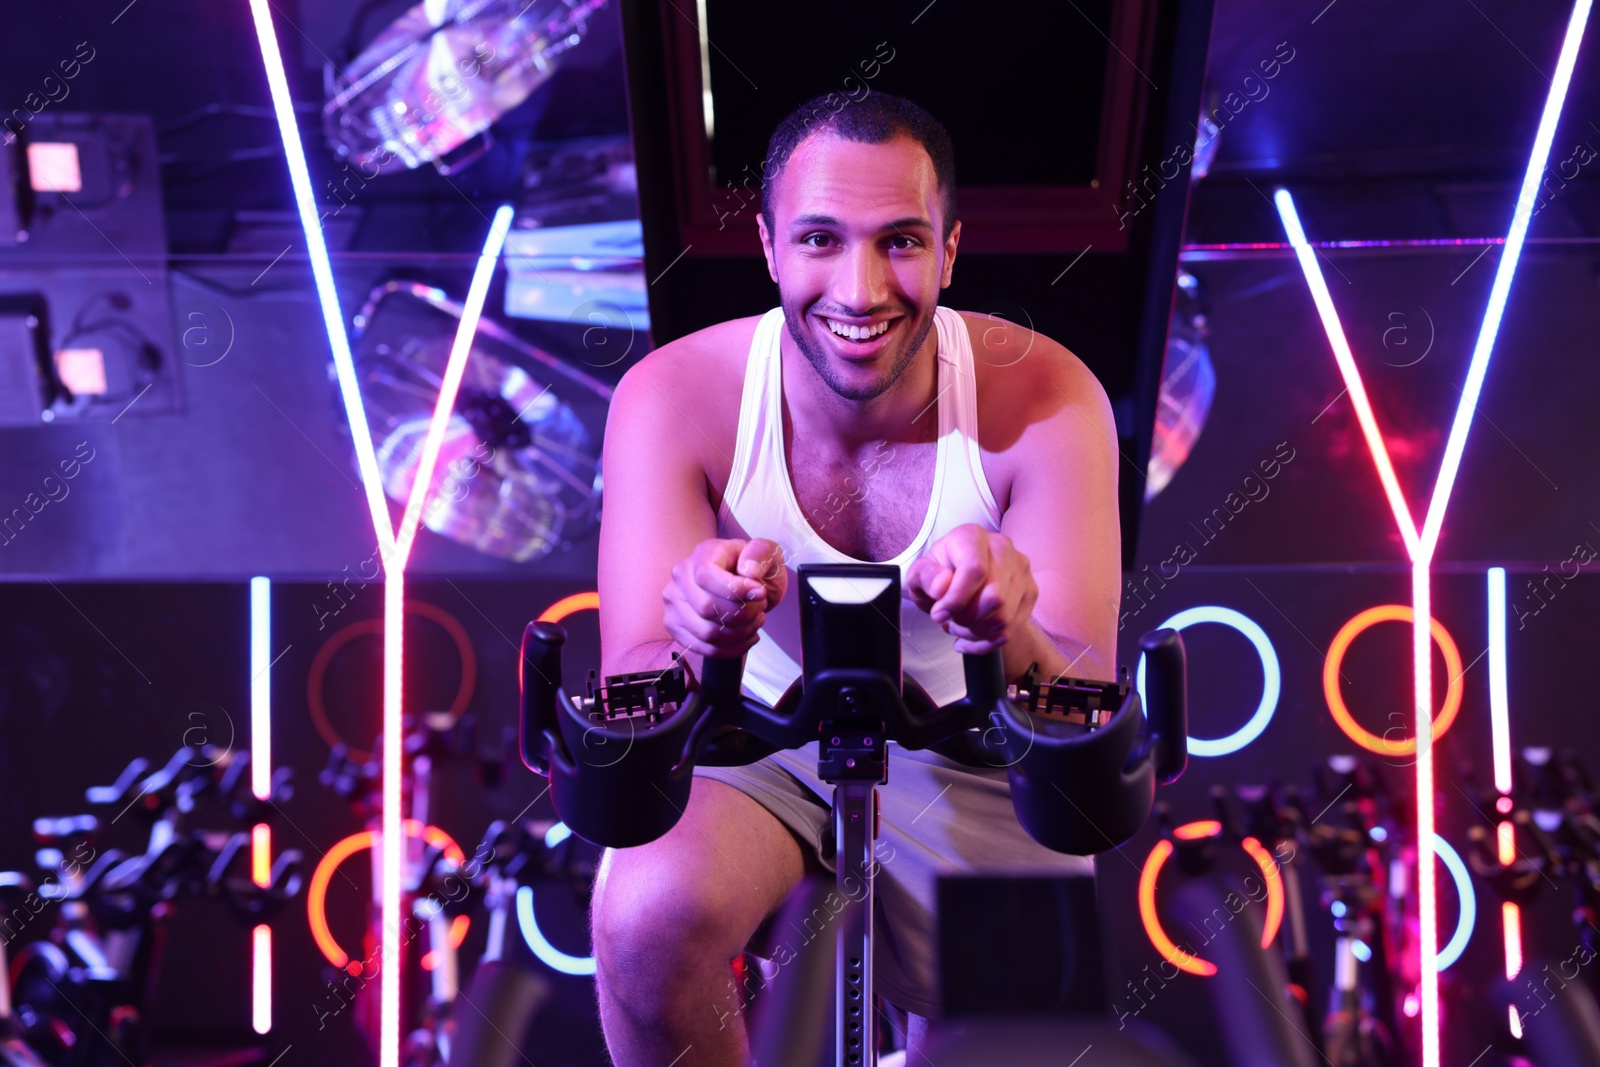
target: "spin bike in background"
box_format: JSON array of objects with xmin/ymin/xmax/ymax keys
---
[
  {"xmin": 1464, "ymin": 746, "xmax": 1600, "ymax": 1067},
  {"xmin": 3, "ymin": 746, "xmax": 300, "ymax": 1067},
  {"xmin": 520, "ymin": 561, "xmax": 1192, "ymax": 1067},
  {"xmin": 319, "ymin": 712, "xmax": 516, "ymax": 1067}
]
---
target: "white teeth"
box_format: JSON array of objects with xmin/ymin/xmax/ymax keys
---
[{"xmin": 825, "ymin": 318, "xmax": 890, "ymax": 341}]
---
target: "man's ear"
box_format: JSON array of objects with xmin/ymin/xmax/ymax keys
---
[
  {"xmin": 940, "ymin": 219, "xmax": 961, "ymax": 288},
  {"xmin": 756, "ymin": 213, "xmax": 779, "ymax": 284}
]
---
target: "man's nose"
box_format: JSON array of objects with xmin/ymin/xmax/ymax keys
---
[{"xmin": 832, "ymin": 241, "xmax": 889, "ymax": 313}]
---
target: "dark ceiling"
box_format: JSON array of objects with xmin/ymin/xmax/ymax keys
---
[{"xmin": 1190, "ymin": 0, "xmax": 1600, "ymax": 243}]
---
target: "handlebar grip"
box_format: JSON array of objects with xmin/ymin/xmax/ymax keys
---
[
  {"xmin": 520, "ymin": 621, "xmax": 567, "ymax": 775},
  {"xmin": 697, "ymin": 655, "xmax": 745, "ymax": 705},
  {"xmin": 1138, "ymin": 627, "xmax": 1188, "ymax": 784},
  {"xmin": 962, "ymin": 649, "xmax": 1007, "ymax": 708}
]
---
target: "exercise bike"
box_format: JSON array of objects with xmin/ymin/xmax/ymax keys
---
[
  {"xmin": 519, "ymin": 561, "xmax": 1191, "ymax": 1066},
  {"xmin": 4, "ymin": 746, "xmax": 300, "ymax": 1067}
]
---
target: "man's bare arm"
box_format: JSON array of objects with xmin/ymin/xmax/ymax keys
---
[
  {"xmin": 993, "ymin": 336, "xmax": 1122, "ymax": 683},
  {"xmin": 595, "ymin": 351, "xmax": 716, "ymax": 680}
]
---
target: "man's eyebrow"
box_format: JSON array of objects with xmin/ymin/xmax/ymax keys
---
[{"xmin": 787, "ymin": 213, "xmax": 935, "ymax": 232}]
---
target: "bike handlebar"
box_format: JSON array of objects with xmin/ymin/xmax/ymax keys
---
[{"xmin": 519, "ymin": 564, "xmax": 1187, "ymax": 853}]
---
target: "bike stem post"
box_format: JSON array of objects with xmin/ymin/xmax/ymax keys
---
[{"xmin": 820, "ymin": 707, "xmax": 887, "ymax": 1067}]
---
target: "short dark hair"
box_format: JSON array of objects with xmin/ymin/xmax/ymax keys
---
[{"xmin": 760, "ymin": 91, "xmax": 957, "ymax": 241}]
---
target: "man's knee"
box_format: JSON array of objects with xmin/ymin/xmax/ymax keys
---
[
  {"xmin": 590, "ymin": 778, "xmax": 806, "ymax": 1011},
  {"xmin": 592, "ymin": 846, "xmax": 736, "ymax": 971}
]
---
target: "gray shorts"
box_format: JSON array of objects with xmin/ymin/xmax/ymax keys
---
[{"xmin": 694, "ymin": 741, "xmax": 1094, "ymax": 1018}]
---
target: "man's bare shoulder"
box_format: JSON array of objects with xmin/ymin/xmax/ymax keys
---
[
  {"xmin": 953, "ymin": 309, "xmax": 1106, "ymax": 408},
  {"xmin": 610, "ymin": 314, "xmax": 766, "ymax": 493},
  {"xmin": 618, "ymin": 314, "xmax": 765, "ymax": 400},
  {"xmin": 954, "ymin": 308, "xmax": 1112, "ymax": 484}
]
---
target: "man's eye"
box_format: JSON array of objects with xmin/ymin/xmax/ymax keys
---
[
  {"xmin": 888, "ymin": 235, "xmax": 920, "ymax": 250},
  {"xmin": 802, "ymin": 233, "xmax": 833, "ymax": 248}
]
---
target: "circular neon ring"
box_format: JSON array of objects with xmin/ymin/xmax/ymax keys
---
[
  {"xmin": 516, "ymin": 884, "xmax": 596, "ymax": 976},
  {"xmin": 1137, "ymin": 606, "xmax": 1280, "ymax": 757},
  {"xmin": 307, "ymin": 601, "xmax": 477, "ymax": 761},
  {"xmin": 1322, "ymin": 605, "xmax": 1462, "ymax": 756},
  {"xmin": 1434, "ymin": 833, "xmax": 1475, "ymax": 972},
  {"xmin": 307, "ymin": 819, "xmax": 465, "ymax": 974},
  {"xmin": 1137, "ymin": 822, "xmax": 1286, "ymax": 977},
  {"xmin": 538, "ymin": 591, "xmax": 599, "ymax": 623}
]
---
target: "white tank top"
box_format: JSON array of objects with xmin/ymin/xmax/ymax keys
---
[{"xmin": 716, "ymin": 306, "xmax": 1004, "ymax": 707}]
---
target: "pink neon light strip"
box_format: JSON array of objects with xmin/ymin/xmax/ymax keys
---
[
  {"xmin": 1488, "ymin": 568, "xmax": 1513, "ymax": 793},
  {"xmin": 246, "ymin": 7, "xmax": 517, "ymax": 1063},
  {"xmin": 1419, "ymin": 0, "xmax": 1591, "ymax": 560},
  {"xmin": 392, "ymin": 204, "xmax": 515, "ymax": 567},
  {"xmin": 1413, "ymin": 563, "xmax": 1439, "ymax": 1062},
  {"xmin": 249, "ymin": 576, "xmax": 271, "ymax": 1031},
  {"xmin": 253, "ymin": 924, "xmax": 271, "ymax": 1034},
  {"xmin": 1272, "ymin": 5, "xmax": 1588, "ymax": 1061},
  {"xmin": 1184, "ymin": 237, "xmax": 1505, "ymax": 252},
  {"xmin": 380, "ymin": 208, "xmax": 513, "ymax": 1052},
  {"xmin": 1272, "ymin": 190, "xmax": 1420, "ymax": 557}
]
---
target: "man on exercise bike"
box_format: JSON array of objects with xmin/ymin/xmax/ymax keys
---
[{"xmin": 591, "ymin": 92, "xmax": 1122, "ymax": 1066}]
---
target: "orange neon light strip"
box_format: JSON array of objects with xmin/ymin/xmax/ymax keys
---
[
  {"xmin": 538, "ymin": 591, "xmax": 600, "ymax": 623},
  {"xmin": 252, "ymin": 823, "xmax": 272, "ymax": 888},
  {"xmin": 1174, "ymin": 820, "xmax": 1222, "ymax": 841},
  {"xmin": 307, "ymin": 820, "xmax": 465, "ymax": 973},
  {"xmin": 1138, "ymin": 831, "xmax": 1285, "ymax": 977},
  {"xmin": 1241, "ymin": 837, "xmax": 1286, "ymax": 949},
  {"xmin": 1503, "ymin": 902, "xmax": 1523, "ymax": 980}
]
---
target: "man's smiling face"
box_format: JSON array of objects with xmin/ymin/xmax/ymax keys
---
[{"xmin": 759, "ymin": 132, "xmax": 960, "ymax": 403}]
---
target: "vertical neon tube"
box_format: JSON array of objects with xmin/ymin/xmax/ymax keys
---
[
  {"xmin": 1413, "ymin": 562, "xmax": 1438, "ymax": 1067},
  {"xmin": 1489, "ymin": 566, "xmax": 1524, "ymax": 1038},
  {"xmin": 250, "ymin": 576, "xmax": 272, "ymax": 1035},
  {"xmin": 253, "ymin": 925, "xmax": 272, "ymax": 1035},
  {"xmin": 1506, "ymin": 901, "xmax": 1524, "ymax": 1033},
  {"xmin": 1503, "ymin": 902, "xmax": 1523, "ymax": 979},
  {"xmin": 252, "ymin": 824, "xmax": 272, "ymax": 887},
  {"xmin": 1488, "ymin": 568, "xmax": 1512, "ymax": 793},
  {"xmin": 380, "ymin": 572, "xmax": 404, "ymax": 1067},
  {"xmin": 250, "ymin": 577, "xmax": 272, "ymax": 800}
]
